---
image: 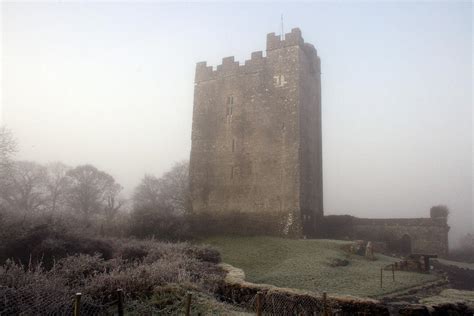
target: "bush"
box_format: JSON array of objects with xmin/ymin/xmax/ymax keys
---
[
  {"xmin": 0, "ymin": 237, "xmax": 225, "ymax": 313},
  {"xmin": 0, "ymin": 224, "xmax": 114, "ymax": 268},
  {"xmin": 430, "ymin": 205, "xmax": 450, "ymax": 218},
  {"xmin": 129, "ymin": 207, "xmax": 190, "ymax": 240}
]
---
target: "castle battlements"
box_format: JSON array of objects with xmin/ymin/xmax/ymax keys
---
[
  {"xmin": 266, "ymin": 27, "xmax": 304, "ymax": 51},
  {"xmin": 195, "ymin": 52, "xmax": 266, "ymax": 83},
  {"xmin": 195, "ymin": 28, "xmax": 314, "ymax": 83}
]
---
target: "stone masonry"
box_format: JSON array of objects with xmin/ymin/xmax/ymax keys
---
[
  {"xmin": 189, "ymin": 28, "xmax": 450, "ymax": 255},
  {"xmin": 189, "ymin": 28, "xmax": 323, "ymax": 236}
]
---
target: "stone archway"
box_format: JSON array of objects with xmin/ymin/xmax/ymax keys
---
[{"xmin": 400, "ymin": 234, "xmax": 412, "ymax": 254}]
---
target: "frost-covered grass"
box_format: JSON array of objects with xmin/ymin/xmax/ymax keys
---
[
  {"xmin": 204, "ymin": 236, "xmax": 439, "ymax": 298},
  {"xmin": 437, "ymin": 258, "xmax": 474, "ymax": 270},
  {"xmin": 420, "ymin": 289, "xmax": 474, "ymax": 307}
]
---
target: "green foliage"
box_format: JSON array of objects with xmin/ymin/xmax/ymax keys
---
[{"xmin": 204, "ymin": 236, "xmax": 439, "ymax": 298}]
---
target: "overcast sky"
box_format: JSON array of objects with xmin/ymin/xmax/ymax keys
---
[{"xmin": 2, "ymin": 1, "xmax": 472, "ymax": 245}]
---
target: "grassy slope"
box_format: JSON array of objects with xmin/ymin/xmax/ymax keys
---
[{"xmin": 204, "ymin": 236, "xmax": 439, "ymax": 298}]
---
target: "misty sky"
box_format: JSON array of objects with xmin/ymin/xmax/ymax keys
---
[{"xmin": 1, "ymin": 2, "xmax": 472, "ymax": 245}]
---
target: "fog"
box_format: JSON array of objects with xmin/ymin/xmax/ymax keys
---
[{"xmin": 2, "ymin": 2, "xmax": 472, "ymax": 246}]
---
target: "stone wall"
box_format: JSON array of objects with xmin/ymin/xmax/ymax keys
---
[
  {"xmin": 189, "ymin": 28, "xmax": 323, "ymax": 236},
  {"xmin": 322, "ymin": 213, "xmax": 450, "ymax": 256}
]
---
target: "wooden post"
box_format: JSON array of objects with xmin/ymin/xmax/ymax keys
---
[
  {"xmin": 380, "ymin": 268, "xmax": 383, "ymax": 288},
  {"xmin": 117, "ymin": 289, "xmax": 124, "ymax": 316},
  {"xmin": 322, "ymin": 292, "xmax": 327, "ymax": 316},
  {"xmin": 73, "ymin": 293, "xmax": 82, "ymax": 316},
  {"xmin": 256, "ymin": 292, "xmax": 263, "ymax": 316},
  {"xmin": 185, "ymin": 293, "xmax": 192, "ymax": 316},
  {"xmin": 392, "ymin": 264, "xmax": 395, "ymax": 282}
]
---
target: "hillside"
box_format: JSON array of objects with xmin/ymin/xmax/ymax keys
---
[{"xmin": 204, "ymin": 236, "xmax": 440, "ymax": 298}]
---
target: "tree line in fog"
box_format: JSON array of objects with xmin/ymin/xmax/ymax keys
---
[{"xmin": 0, "ymin": 126, "xmax": 190, "ymax": 240}]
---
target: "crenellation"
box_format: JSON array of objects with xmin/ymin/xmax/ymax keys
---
[
  {"xmin": 195, "ymin": 52, "xmax": 268, "ymax": 83},
  {"xmin": 266, "ymin": 28, "xmax": 305, "ymax": 51},
  {"xmin": 191, "ymin": 27, "xmax": 450, "ymax": 255},
  {"xmin": 191, "ymin": 27, "xmax": 322, "ymax": 237},
  {"xmin": 195, "ymin": 61, "xmax": 214, "ymax": 83},
  {"xmin": 251, "ymin": 51, "xmax": 263, "ymax": 59},
  {"xmin": 219, "ymin": 56, "xmax": 239, "ymax": 71}
]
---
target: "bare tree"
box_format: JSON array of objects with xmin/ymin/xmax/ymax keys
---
[
  {"xmin": 66, "ymin": 164, "xmax": 122, "ymax": 225},
  {"xmin": 132, "ymin": 161, "xmax": 190, "ymax": 215},
  {"xmin": 103, "ymin": 182, "xmax": 125, "ymax": 222},
  {"xmin": 160, "ymin": 161, "xmax": 191, "ymax": 215},
  {"xmin": 45, "ymin": 162, "xmax": 71, "ymax": 214},
  {"xmin": 0, "ymin": 126, "xmax": 17, "ymax": 174},
  {"xmin": 132, "ymin": 174, "xmax": 164, "ymax": 211},
  {"xmin": 0, "ymin": 161, "xmax": 48, "ymax": 215}
]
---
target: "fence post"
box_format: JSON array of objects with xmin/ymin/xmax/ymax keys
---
[
  {"xmin": 380, "ymin": 268, "xmax": 383, "ymax": 288},
  {"xmin": 74, "ymin": 292, "xmax": 82, "ymax": 316},
  {"xmin": 256, "ymin": 292, "xmax": 263, "ymax": 316},
  {"xmin": 392, "ymin": 264, "xmax": 395, "ymax": 282},
  {"xmin": 185, "ymin": 292, "xmax": 192, "ymax": 316},
  {"xmin": 322, "ymin": 292, "xmax": 327, "ymax": 316},
  {"xmin": 117, "ymin": 289, "xmax": 124, "ymax": 316}
]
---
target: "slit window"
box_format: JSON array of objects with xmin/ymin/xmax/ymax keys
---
[
  {"xmin": 230, "ymin": 166, "xmax": 234, "ymax": 179},
  {"xmin": 227, "ymin": 96, "xmax": 234, "ymax": 105},
  {"xmin": 232, "ymin": 139, "xmax": 235, "ymax": 152}
]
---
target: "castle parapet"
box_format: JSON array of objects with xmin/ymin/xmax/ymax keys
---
[
  {"xmin": 195, "ymin": 28, "xmax": 309, "ymax": 83},
  {"xmin": 267, "ymin": 28, "xmax": 304, "ymax": 51},
  {"xmin": 195, "ymin": 51, "xmax": 267, "ymax": 83}
]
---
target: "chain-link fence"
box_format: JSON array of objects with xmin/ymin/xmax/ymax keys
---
[
  {"xmin": 0, "ymin": 286, "xmax": 116, "ymax": 315},
  {"xmin": 1, "ymin": 285, "xmax": 388, "ymax": 315},
  {"xmin": 0, "ymin": 286, "xmax": 195, "ymax": 315},
  {"xmin": 221, "ymin": 290, "xmax": 341, "ymax": 316}
]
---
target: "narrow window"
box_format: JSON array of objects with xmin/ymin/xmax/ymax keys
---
[
  {"xmin": 229, "ymin": 105, "xmax": 233, "ymax": 115},
  {"xmin": 230, "ymin": 166, "xmax": 234, "ymax": 179},
  {"xmin": 232, "ymin": 139, "xmax": 235, "ymax": 152}
]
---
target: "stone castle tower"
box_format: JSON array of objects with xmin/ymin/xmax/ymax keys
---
[{"xmin": 189, "ymin": 28, "xmax": 323, "ymax": 236}]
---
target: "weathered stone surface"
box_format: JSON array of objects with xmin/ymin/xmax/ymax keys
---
[
  {"xmin": 352, "ymin": 216, "xmax": 449, "ymax": 256},
  {"xmin": 322, "ymin": 214, "xmax": 449, "ymax": 256},
  {"xmin": 189, "ymin": 28, "xmax": 450, "ymax": 256},
  {"xmin": 190, "ymin": 28, "xmax": 323, "ymax": 236}
]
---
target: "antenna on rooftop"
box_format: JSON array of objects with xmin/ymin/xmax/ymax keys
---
[{"xmin": 280, "ymin": 14, "xmax": 284, "ymax": 40}]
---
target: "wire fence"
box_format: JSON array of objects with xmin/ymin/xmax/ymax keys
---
[
  {"xmin": 0, "ymin": 285, "xmax": 383, "ymax": 315},
  {"xmin": 0, "ymin": 286, "xmax": 115, "ymax": 316}
]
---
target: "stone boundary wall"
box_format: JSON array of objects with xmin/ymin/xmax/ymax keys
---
[
  {"xmin": 321, "ymin": 215, "xmax": 449, "ymax": 256},
  {"xmin": 216, "ymin": 263, "xmax": 390, "ymax": 315}
]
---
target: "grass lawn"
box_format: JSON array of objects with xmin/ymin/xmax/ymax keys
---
[{"xmin": 203, "ymin": 236, "xmax": 439, "ymax": 298}]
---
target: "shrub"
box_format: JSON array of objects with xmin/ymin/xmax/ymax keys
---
[
  {"xmin": 0, "ymin": 237, "xmax": 225, "ymax": 312},
  {"xmin": 0, "ymin": 224, "xmax": 114, "ymax": 268},
  {"xmin": 184, "ymin": 245, "xmax": 220, "ymax": 264},
  {"xmin": 129, "ymin": 207, "xmax": 190, "ymax": 240}
]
